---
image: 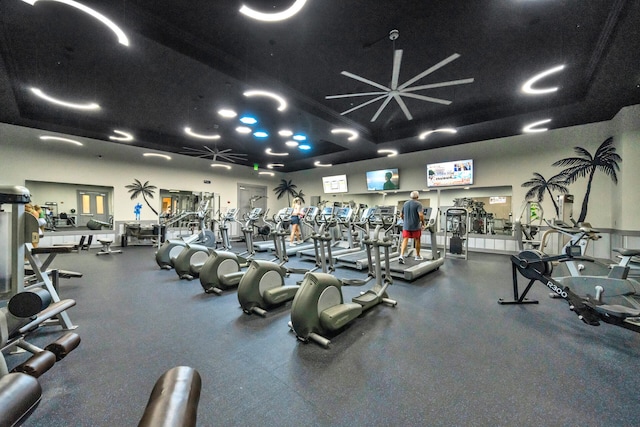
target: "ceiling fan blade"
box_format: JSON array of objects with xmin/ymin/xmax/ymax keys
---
[
  {"xmin": 217, "ymin": 148, "xmax": 232, "ymax": 154},
  {"xmin": 341, "ymin": 71, "xmax": 390, "ymax": 91},
  {"xmin": 390, "ymin": 49, "xmax": 403, "ymax": 90},
  {"xmin": 403, "ymin": 78, "xmax": 475, "ymax": 92},
  {"xmin": 203, "ymin": 146, "xmax": 216, "ymax": 153},
  {"xmin": 180, "ymin": 146, "xmax": 202, "ymax": 152},
  {"xmin": 340, "ymin": 94, "xmax": 388, "ymax": 115},
  {"xmin": 398, "ymin": 53, "xmax": 461, "ymax": 90},
  {"xmin": 370, "ymin": 95, "xmax": 394, "ymax": 122},
  {"xmin": 393, "ymin": 94, "xmax": 413, "ymax": 120},
  {"xmin": 400, "ymin": 92, "xmax": 451, "ymax": 105},
  {"xmin": 326, "ymin": 91, "xmax": 387, "ymax": 99}
]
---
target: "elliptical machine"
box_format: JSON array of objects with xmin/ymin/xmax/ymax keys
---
[
  {"xmin": 197, "ymin": 208, "xmax": 264, "ymax": 294},
  {"xmin": 288, "ymin": 206, "xmax": 397, "ymax": 348},
  {"xmin": 237, "ymin": 209, "xmax": 311, "ymax": 315},
  {"xmin": 154, "ymin": 200, "xmax": 215, "ymax": 269}
]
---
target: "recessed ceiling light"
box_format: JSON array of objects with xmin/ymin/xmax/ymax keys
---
[
  {"xmin": 239, "ymin": 116, "xmax": 258, "ymax": 125},
  {"xmin": 239, "ymin": 0, "xmax": 307, "ymax": 22},
  {"xmin": 278, "ymin": 129, "xmax": 293, "ymax": 137},
  {"xmin": 314, "ymin": 161, "xmax": 332, "ymax": 167},
  {"xmin": 259, "ymin": 171, "xmax": 275, "ymax": 176},
  {"xmin": 109, "ymin": 130, "xmax": 133, "ymax": 142},
  {"xmin": 253, "ymin": 131, "xmax": 269, "ymax": 138},
  {"xmin": 39, "ymin": 135, "xmax": 83, "ymax": 146},
  {"xmin": 285, "ymin": 140, "xmax": 299, "ymax": 147},
  {"xmin": 184, "ymin": 127, "xmax": 221, "ymax": 140},
  {"xmin": 378, "ymin": 149, "xmax": 398, "ymax": 157},
  {"xmin": 143, "ymin": 153, "xmax": 171, "ymax": 160},
  {"xmin": 522, "ymin": 65, "xmax": 565, "ymax": 95},
  {"xmin": 30, "ymin": 87, "xmax": 100, "ymax": 110},
  {"xmin": 218, "ymin": 109, "xmax": 237, "ymax": 118},
  {"xmin": 298, "ymin": 144, "xmax": 311, "ymax": 150},
  {"xmin": 22, "ymin": 0, "xmax": 130, "ymax": 46},
  {"xmin": 211, "ymin": 163, "xmax": 231, "ymax": 170},
  {"xmin": 267, "ymin": 163, "xmax": 284, "ymax": 169},
  {"xmin": 523, "ymin": 118, "xmax": 552, "ymax": 133},
  {"xmin": 292, "ymin": 134, "xmax": 307, "ymax": 141},
  {"xmin": 236, "ymin": 126, "xmax": 252, "ymax": 134},
  {"xmin": 243, "ymin": 90, "xmax": 287, "ymax": 111},
  {"xmin": 265, "ymin": 148, "xmax": 289, "ymax": 156},
  {"xmin": 331, "ymin": 128, "xmax": 359, "ymax": 141},
  {"xmin": 418, "ymin": 128, "xmax": 457, "ymax": 140}
]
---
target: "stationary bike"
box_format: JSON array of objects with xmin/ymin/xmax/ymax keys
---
[{"xmin": 288, "ymin": 207, "xmax": 397, "ymax": 348}]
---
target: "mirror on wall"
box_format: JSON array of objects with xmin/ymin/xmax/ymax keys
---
[
  {"xmin": 25, "ymin": 180, "xmax": 114, "ymax": 231},
  {"xmin": 438, "ymin": 186, "xmax": 512, "ymax": 235}
]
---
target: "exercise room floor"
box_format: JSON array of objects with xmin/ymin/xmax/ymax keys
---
[{"xmin": 9, "ymin": 247, "xmax": 640, "ymax": 426}]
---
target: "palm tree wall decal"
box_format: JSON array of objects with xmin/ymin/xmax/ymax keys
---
[
  {"xmin": 273, "ymin": 179, "xmax": 299, "ymax": 205},
  {"xmin": 521, "ymin": 172, "xmax": 569, "ymax": 218},
  {"xmin": 125, "ymin": 179, "xmax": 159, "ymax": 216},
  {"xmin": 552, "ymin": 137, "xmax": 621, "ymax": 223}
]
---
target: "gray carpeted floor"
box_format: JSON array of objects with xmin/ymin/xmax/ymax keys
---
[{"xmin": 8, "ymin": 246, "xmax": 640, "ymax": 426}]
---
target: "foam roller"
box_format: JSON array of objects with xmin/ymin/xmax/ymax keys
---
[
  {"xmin": 11, "ymin": 350, "xmax": 56, "ymax": 378},
  {"xmin": 7, "ymin": 289, "xmax": 52, "ymax": 318},
  {"xmin": 0, "ymin": 373, "xmax": 42, "ymax": 427},
  {"xmin": 44, "ymin": 332, "xmax": 81, "ymax": 361}
]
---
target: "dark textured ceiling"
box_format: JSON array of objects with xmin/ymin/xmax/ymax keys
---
[{"xmin": 1, "ymin": 0, "xmax": 639, "ymax": 172}]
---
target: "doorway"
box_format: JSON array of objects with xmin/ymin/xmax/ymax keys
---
[
  {"xmin": 236, "ymin": 184, "xmax": 267, "ymax": 237},
  {"xmin": 77, "ymin": 190, "xmax": 110, "ymax": 226}
]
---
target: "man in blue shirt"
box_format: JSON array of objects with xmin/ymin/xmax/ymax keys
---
[{"xmin": 399, "ymin": 191, "xmax": 424, "ymax": 264}]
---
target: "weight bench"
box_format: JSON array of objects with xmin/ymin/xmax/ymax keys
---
[
  {"xmin": 97, "ymin": 239, "xmax": 122, "ymax": 255},
  {"xmin": 2, "ymin": 290, "xmax": 81, "ymax": 378}
]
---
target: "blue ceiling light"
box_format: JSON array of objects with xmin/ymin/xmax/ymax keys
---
[
  {"xmin": 292, "ymin": 134, "xmax": 307, "ymax": 141},
  {"xmin": 253, "ymin": 131, "xmax": 269, "ymax": 138},
  {"xmin": 240, "ymin": 116, "xmax": 258, "ymax": 125},
  {"xmin": 299, "ymin": 144, "xmax": 311, "ymax": 150}
]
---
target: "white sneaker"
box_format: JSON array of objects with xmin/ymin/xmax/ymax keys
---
[
  {"xmin": 290, "ymin": 242, "xmax": 297, "ymax": 246},
  {"xmin": 414, "ymin": 256, "xmax": 423, "ymax": 261},
  {"xmin": 398, "ymin": 256, "xmax": 404, "ymax": 264}
]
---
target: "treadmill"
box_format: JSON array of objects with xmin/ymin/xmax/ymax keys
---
[
  {"xmin": 297, "ymin": 207, "xmax": 360, "ymax": 260},
  {"xmin": 280, "ymin": 206, "xmax": 318, "ymax": 256},
  {"xmin": 387, "ymin": 207, "xmax": 445, "ymax": 281}
]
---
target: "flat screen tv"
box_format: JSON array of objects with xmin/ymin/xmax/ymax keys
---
[
  {"xmin": 322, "ymin": 174, "xmax": 348, "ymax": 194},
  {"xmin": 366, "ymin": 168, "xmax": 399, "ymax": 191},
  {"xmin": 426, "ymin": 159, "xmax": 473, "ymax": 188}
]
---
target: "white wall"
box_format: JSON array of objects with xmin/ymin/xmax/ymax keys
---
[
  {"xmin": 289, "ymin": 106, "xmax": 640, "ymax": 232},
  {"xmin": 0, "ymin": 123, "xmax": 285, "ymax": 221},
  {"xmin": 1, "ymin": 104, "xmax": 639, "ymax": 232}
]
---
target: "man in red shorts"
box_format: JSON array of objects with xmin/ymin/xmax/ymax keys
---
[{"xmin": 398, "ymin": 191, "xmax": 424, "ymax": 264}]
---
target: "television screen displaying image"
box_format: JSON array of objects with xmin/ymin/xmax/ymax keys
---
[
  {"xmin": 322, "ymin": 174, "xmax": 349, "ymax": 194},
  {"xmin": 426, "ymin": 159, "xmax": 473, "ymax": 188},
  {"xmin": 366, "ymin": 168, "xmax": 399, "ymax": 191}
]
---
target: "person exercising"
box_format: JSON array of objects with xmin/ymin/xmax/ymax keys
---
[
  {"xmin": 398, "ymin": 191, "xmax": 424, "ymax": 264},
  {"xmin": 289, "ymin": 197, "xmax": 303, "ymax": 245}
]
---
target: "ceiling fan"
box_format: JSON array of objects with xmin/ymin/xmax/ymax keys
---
[{"xmin": 180, "ymin": 145, "xmax": 248, "ymax": 163}]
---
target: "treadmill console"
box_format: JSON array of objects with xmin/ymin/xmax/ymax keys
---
[
  {"xmin": 304, "ymin": 206, "xmax": 319, "ymax": 220},
  {"xmin": 423, "ymin": 207, "xmax": 432, "ymax": 218},
  {"xmin": 278, "ymin": 207, "xmax": 294, "ymax": 220}
]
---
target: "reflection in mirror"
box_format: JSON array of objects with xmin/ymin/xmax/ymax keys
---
[
  {"xmin": 438, "ymin": 186, "xmax": 512, "ymax": 235},
  {"xmin": 25, "ymin": 180, "xmax": 114, "ymax": 231}
]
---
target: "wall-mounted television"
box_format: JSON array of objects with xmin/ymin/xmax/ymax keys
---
[
  {"xmin": 426, "ymin": 159, "xmax": 473, "ymax": 188},
  {"xmin": 322, "ymin": 174, "xmax": 348, "ymax": 194},
  {"xmin": 366, "ymin": 168, "xmax": 399, "ymax": 191}
]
